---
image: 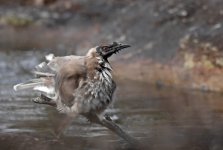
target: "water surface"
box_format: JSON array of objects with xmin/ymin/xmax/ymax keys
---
[{"xmin": 1, "ymin": 51, "xmax": 223, "ymax": 150}]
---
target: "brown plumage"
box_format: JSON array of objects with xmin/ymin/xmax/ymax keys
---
[{"xmin": 13, "ymin": 42, "xmax": 138, "ymax": 145}]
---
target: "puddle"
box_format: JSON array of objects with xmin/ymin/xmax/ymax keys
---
[{"xmin": 1, "ymin": 51, "xmax": 223, "ymax": 150}]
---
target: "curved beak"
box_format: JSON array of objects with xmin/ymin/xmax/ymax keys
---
[{"xmin": 98, "ymin": 42, "xmax": 131, "ymax": 59}]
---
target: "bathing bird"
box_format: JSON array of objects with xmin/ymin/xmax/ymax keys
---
[{"xmin": 13, "ymin": 42, "xmax": 137, "ymax": 144}]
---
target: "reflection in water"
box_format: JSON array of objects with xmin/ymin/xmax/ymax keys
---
[{"xmin": 1, "ymin": 51, "xmax": 223, "ymax": 150}]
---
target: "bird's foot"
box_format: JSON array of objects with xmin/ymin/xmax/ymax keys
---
[
  {"xmin": 104, "ymin": 114, "xmax": 113, "ymax": 121},
  {"xmin": 32, "ymin": 96, "xmax": 45, "ymax": 104},
  {"xmin": 103, "ymin": 113, "xmax": 120, "ymax": 122},
  {"xmin": 32, "ymin": 94, "xmax": 56, "ymax": 107}
]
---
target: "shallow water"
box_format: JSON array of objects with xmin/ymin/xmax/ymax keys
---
[{"xmin": 1, "ymin": 51, "xmax": 223, "ymax": 150}]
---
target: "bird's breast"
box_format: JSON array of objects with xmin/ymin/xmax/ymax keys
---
[{"xmin": 72, "ymin": 68, "xmax": 116, "ymax": 114}]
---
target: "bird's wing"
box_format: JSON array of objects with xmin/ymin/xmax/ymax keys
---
[
  {"xmin": 38, "ymin": 55, "xmax": 87, "ymax": 107},
  {"xmin": 47, "ymin": 55, "xmax": 85, "ymax": 72},
  {"xmin": 53, "ymin": 56, "xmax": 87, "ymax": 109},
  {"xmin": 14, "ymin": 54, "xmax": 85, "ymax": 99},
  {"xmin": 14, "ymin": 54, "xmax": 87, "ymax": 113}
]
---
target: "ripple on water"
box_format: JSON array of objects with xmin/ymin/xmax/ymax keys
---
[{"xmin": 1, "ymin": 51, "xmax": 223, "ymax": 149}]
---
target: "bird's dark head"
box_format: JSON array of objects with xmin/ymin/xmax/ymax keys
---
[{"xmin": 96, "ymin": 42, "xmax": 130, "ymax": 60}]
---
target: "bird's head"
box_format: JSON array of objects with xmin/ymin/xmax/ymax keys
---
[
  {"xmin": 91, "ymin": 42, "xmax": 130, "ymax": 61},
  {"xmin": 96, "ymin": 42, "xmax": 130, "ymax": 60}
]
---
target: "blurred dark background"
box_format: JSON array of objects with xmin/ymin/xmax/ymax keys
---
[
  {"xmin": 1, "ymin": 0, "xmax": 223, "ymax": 91},
  {"xmin": 1, "ymin": 0, "xmax": 223, "ymax": 150}
]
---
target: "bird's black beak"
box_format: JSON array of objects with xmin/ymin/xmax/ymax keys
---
[{"xmin": 96, "ymin": 42, "xmax": 130, "ymax": 59}]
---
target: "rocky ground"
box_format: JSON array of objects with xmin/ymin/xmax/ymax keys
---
[{"xmin": 1, "ymin": 0, "xmax": 223, "ymax": 91}]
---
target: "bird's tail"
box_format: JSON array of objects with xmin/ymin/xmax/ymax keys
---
[
  {"xmin": 13, "ymin": 77, "xmax": 55, "ymax": 98},
  {"xmin": 13, "ymin": 79, "xmax": 44, "ymax": 91},
  {"xmin": 14, "ymin": 53, "xmax": 56, "ymax": 94}
]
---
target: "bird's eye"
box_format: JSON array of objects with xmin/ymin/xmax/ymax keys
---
[{"xmin": 102, "ymin": 46, "xmax": 109, "ymax": 52}]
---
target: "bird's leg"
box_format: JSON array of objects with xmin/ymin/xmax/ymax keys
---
[
  {"xmin": 32, "ymin": 95, "xmax": 75, "ymax": 138},
  {"xmin": 85, "ymin": 113, "xmax": 139, "ymax": 146},
  {"xmin": 53, "ymin": 114, "xmax": 76, "ymax": 138},
  {"xmin": 32, "ymin": 94, "xmax": 57, "ymax": 107},
  {"xmin": 100, "ymin": 115, "xmax": 139, "ymax": 146}
]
